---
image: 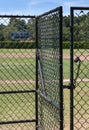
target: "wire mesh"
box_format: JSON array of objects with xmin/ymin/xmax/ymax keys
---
[
  {"xmin": 0, "ymin": 16, "xmax": 36, "ymax": 130},
  {"xmin": 38, "ymin": 96, "xmax": 60, "ymax": 130},
  {"xmin": 37, "ymin": 7, "xmax": 63, "ymax": 130},
  {"xmin": 73, "ymin": 9, "xmax": 89, "ymax": 130}
]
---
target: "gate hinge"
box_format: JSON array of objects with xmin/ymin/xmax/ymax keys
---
[{"xmin": 63, "ymin": 85, "xmax": 75, "ymax": 89}]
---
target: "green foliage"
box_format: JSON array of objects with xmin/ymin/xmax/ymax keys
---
[
  {"xmin": 63, "ymin": 41, "xmax": 70, "ymax": 49},
  {"xmin": 63, "ymin": 41, "xmax": 89, "ymax": 49},
  {"xmin": 27, "ymin": 19, "xmax": 35, "ymax": 40},
  {"xmin": 63, "ymin": 13, "xmax": 89, "ymax": 42},
  {"xmin": 0, "ymin": 18, "xmax": 35, "ymax": 41},
  {"xmin": 0, "ymin": 41, "xmax": 88, "ymax": 49},
  {"xmin": 0, "ymin": 13, "xmax": 89, "ymax": 47},
  {"xmin": 0, "ymin": 41, "xmax": 35, "ymax": 49}
]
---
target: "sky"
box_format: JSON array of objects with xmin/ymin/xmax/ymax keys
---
[{"xmin": 0, "ymin": 0, "xmax": 89, "ymax": 16}]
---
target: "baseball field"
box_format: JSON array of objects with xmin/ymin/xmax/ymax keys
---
[{"xmin": 0, "ymin": 48, "xmax": 88, "ymax": 130}]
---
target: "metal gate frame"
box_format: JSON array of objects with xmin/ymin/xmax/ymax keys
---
[{"xmin": 36, "ymin": 6, "xmax": 63, "ymax": 130}]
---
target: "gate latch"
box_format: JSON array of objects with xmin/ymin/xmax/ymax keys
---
[{"xmin": 63, "ymin": 57, "xmax": 81, "ymax": 89}]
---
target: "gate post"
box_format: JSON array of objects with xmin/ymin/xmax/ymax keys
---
[
  {"xmin": 59, "ymin": 6, "xmax": 64, "ymax": 130},
  {"xmin": 35, "ymin": 17, "xmax": 38, "ymax": 130},
  {"xmin": 70, "ymin": 7, "xmax": 74, "ymax": 130}
]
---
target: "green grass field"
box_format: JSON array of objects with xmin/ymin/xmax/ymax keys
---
[
  {"xmin": 0, "ymin": 49, "xmax": 36, "ymax": 129},
  {"xmin": 0, "ymin": 49, "xmax": 88, "ymax": 130},
  {"xmin": 63, "ymin": 49, "xmax": 89, "ymax": 79},
  {"xmin": 63, "ymin": 49, "xmax": 89, "ymax": 129}
]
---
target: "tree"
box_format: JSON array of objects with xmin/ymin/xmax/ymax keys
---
[
  {"xmin": 0, "ymin": 24, "xmax": 5, "ymax": 40},
  {"xmin": 9, "ymin": 18, "xmax": 27, "ymax": 31},
  {"xmin": 27, "ymin": 18, "xmax": 35, "ymax": 40}
]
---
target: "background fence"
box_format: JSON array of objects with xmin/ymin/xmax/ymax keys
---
[{"xmin": 0, "ymin": 15, "xmax": 36, "ymax": 130}]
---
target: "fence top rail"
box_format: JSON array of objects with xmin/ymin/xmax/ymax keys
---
[
  {"xmin": 37, "ymin": 6, "xmax": 62, "ymax": 19},
  {"xmin": 0, "ymin": 15, "xmax": 35, "ymax": 18},
  {"xmin": 71, "ymin": 6, "xmax": 89, "ymax": 10}
]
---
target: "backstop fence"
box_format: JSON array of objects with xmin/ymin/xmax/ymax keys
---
[
  {"xmin": 0, "ymin": 15, "xmax": 36, "ymax": 130},
  {"xmin": 0, "ymin": 6, "xmax": 89, "ymax": 130}
]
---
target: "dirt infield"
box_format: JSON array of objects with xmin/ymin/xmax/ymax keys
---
[
  {"xmin": 0, "ymin": 78, "xmax": 89, "ymax": 85},
  {"xmin": 64, "ymin": 78, "xmax": 89, "ymax": 82},
  {"xmin": 0, "ymin": 80, "xmax": 35, "ymax": 85},
  {"xmin": 0, "ymin": 53, "xmax": 35, "ymax": 58},
  {"xmin": 0, "ymin": 53, "xmax": 89, "ymax": 61},
  {"xmin": 63, "ymin": 54, "xmax": 89, "ymax": 61}
]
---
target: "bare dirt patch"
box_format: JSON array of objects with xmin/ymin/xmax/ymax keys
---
[
  {"xmin": 63, "ymin": 54, "xmax": 89, "ymax": 61},
  {"xmin": 0, "ymin": 80, "xmax": 35, "ymax": 85},
  {"xmin": 64, "ymin": 78, "xmax": 89, "ymax": 82},
  {"xmin": 0, "ymin": 53, "xmax": 35, "ymax": 58}
]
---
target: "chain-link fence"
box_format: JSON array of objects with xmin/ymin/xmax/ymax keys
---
[
  {"xmin": 0, "ymin": 15, "xmax": 36, "ymax": 130},
  {"xmin": 0, "ymin": 6, "xmax": 89, "ymax": 130},
  {"xmin": 70, "ymin": 7, "xmax": 89, "ymax": 130},
  {"xmin": 37, "ymin": 7, "xmax": 63, "ymax": 130}
]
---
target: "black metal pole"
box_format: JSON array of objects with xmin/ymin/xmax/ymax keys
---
[
  {"xmin": 35, "ymin": 17, "xmax": 39, "ymax": 130},
  {"xmin": 70, "ymin": 7, "xmax": 89, "ymax": 10},
  {"xmin": 70, "ymin": 7, "xmax": 74, "ymax": 130},
  {"xmin": 0, "ymin": 15, "xmax": 35, "ymax": 18},
  {"xmin": 59, "ymin": 6, "xmax": 63, "ymax": 130},
  {"xmin": 0, "ymin": 119, "xmax": 36, "ymax": 125}
]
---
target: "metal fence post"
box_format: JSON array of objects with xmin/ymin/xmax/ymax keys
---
[
  {"xmin": 59, "ymin": 6, "xmax": 63, "ymax": 130},
  {"xmin": 70, "ymin": 7, "xmax": 74, "ymax": 130},
  {"xmin": 35, "ymin": 17, "xmax": 38, "ymax": 130}
]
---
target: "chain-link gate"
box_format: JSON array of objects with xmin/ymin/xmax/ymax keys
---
[
  {"xmin": 0, "ymin": 15, "xmax": 37, "ymax": 130},
  {"xmin": 70, "ymin": 7, "xmax": 89, "ymax": 130},
  {"xmin": 36, "ymin": 7, "xmax": 63, "ymax": 130}
]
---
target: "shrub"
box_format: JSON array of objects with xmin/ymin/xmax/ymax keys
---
[
  {"xmin": 0, "ymin": 41, "xmax": 89, "ymax": 49},
  {"xmin": 63, "ymin": 41, "xmax": 89, "ymax": 49},
  {"xmin": 0, "ymin": 41, "xmax": 35, "ymax": 49}
]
